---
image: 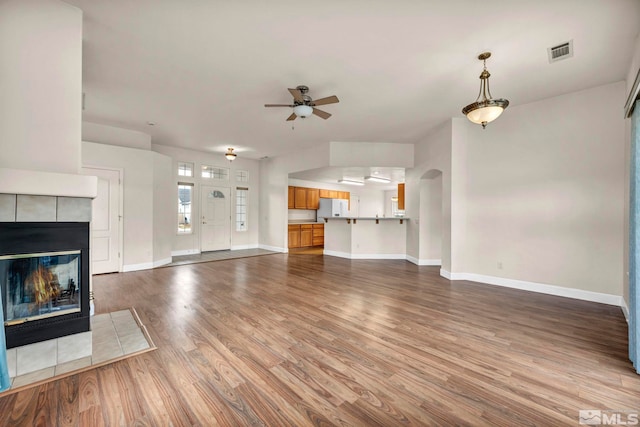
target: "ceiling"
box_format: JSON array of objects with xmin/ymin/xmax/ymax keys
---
[{"xmin": 67, "ymin": 0, "xmax": 639, "ymax": 166}]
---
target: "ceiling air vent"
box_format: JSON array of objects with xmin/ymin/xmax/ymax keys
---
[{"xmin": 548, "ymin": 40, "xmax": 573, "ymax": 63}]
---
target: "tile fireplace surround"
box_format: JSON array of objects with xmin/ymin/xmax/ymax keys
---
[{"xmin": 0, "ymin": 167, "xmax": 98, "ymax": 377}]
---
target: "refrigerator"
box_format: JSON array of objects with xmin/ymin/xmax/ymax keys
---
[{"xmin": 317, "ymin": 198, "xmax": 349, "ymax": 218}]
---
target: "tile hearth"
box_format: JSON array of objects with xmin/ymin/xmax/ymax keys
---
[{"xmin": 4, "ymin": 309, "xmax": 153, "ymax": 392}]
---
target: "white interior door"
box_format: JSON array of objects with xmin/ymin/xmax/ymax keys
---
[
  {"xmin": 81, "ymin": 167, "xmax": 121, "ymax": 274},
  {"xmin": 201, "ymin": 186, "xmax": 231, "ymax": 252}
]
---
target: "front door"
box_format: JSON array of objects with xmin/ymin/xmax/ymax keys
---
[
  {"xmin": 81, "ymin": 167, "xmax": 121, "ymax": 274},
  {"xmin": 201, "ymin": 186, "xmax": 231, "ymax": 252}
]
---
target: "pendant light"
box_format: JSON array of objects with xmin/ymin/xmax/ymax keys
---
[
  {"xmin": 225, "ymin": 147, "xmax": 237, "ymax": 161},
  {"xmin": 462, "ymin": 52, "xmax": 509, "ymax": 129}
]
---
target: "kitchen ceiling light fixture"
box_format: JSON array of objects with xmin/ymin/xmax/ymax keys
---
[
  {"xmin": 365, "ymin": 175, "xmax": 391, "ymax": 183},
  {"xmin": 462, "ymin": 52, "xmax": 509, "ymax": 129},
  {"xmin": 225, "ymin": 147, "xmax": 237, "ymax": 161},
  {"xmin": 338, "ymin": 178, "xmax": 365, "ymax": 186}
]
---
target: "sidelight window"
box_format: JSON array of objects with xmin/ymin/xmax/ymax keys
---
[{"xmin": 178, "ymin": 183, "xmax": 193, "ymax": 234}]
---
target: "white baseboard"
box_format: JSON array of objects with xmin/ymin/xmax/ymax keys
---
[
  {"xmin": 406, "ymin": 255, "xmax": 441, "ymax": 266},
  {"xmin": 123, "ymin": 262, "xmax": 154, "ymax": 272},
  {"xmin": 323, "ymin": 250, "xmax": 406, "ymax": 260},
  {"xmin": 123, "ymin": 257, "xmax": 172, "ymax": 272},
  {"xmin": 440, "ymin": 269, "xmax": 452, "ymax": 279},
  {"xmin": 231, "ymin": 244, "xmax": 259, "ymax": 250},
  {"xmin": 153, "ymin": 257, "xmax": 172, "ymax": 268},
  {"xmin": 621, "ymin": 298, "xmax": 630, "ymax": 323},
  {"xmin": 440, "ymin": 270, "xmax": 622, "ymax": 307},
  {"xmin": 171, "ymin": 249, "xmax": 200, "ymax": 257},
  {"xmin": 258, "ymin": 244, "xmax": 286, "ymax": 253}
]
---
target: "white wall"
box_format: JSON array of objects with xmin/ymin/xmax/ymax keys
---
[
  {"xmin": 152, "ymin": 144, "xmax": 261, "ymax": 253},
  {"xmin": 406, "ymin": 120, "xmax": 452, "ymax": 269},
  {"xmin": 83, "ymin": 122, "xmax": 152, "ymax": 150},
  {"xmin": 419, "ymin": 172, "xmax": 443, "ymax": 262},
  {"xmin": 82, "ymin": 141, "xmax": 172, "ymax": 270},
  {"xmin": 153, "ymin": 154, "xmax": 174, "ymax": 266},
  {"xmin": 462, "ymin": 82, "xmax": 626, "ymax": 296},
  {"xmin": 0, "ymin": 0, "xmax": 82, "ymax": 174}
]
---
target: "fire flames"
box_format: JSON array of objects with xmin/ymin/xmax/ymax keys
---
[{"xmin": 25, "ymin": 265, "xmax": 61, "ymax": 305}]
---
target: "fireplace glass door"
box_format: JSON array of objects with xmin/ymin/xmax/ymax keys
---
[{"xmin": 1, "ymin": 250, "xmax": 81, "ymax": 326}]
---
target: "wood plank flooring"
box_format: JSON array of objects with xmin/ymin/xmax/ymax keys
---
[{"xmin": 0, "ymin": 253, "xmax": 637, "ymax": 426}]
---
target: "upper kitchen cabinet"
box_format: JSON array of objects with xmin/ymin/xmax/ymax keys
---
[
  {"xmin": 307, "ymin": 188, "xmax": 319, "ymax": 210},
  {"xmin": 289, "ymin": 186, "xmax": 321, "ymax": 210},
  {"xmin": 294, "ymin": 187, "xmax": 307, "ymax": 209},
  {"xmin": 398, "ymin": 183, "xmax": 405, "ymax": 210},
  {"xmin": 288, "ymin": 186, "xmax": 295, "ymax": 209}
]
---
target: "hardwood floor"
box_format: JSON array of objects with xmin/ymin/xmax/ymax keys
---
[{"xmin": 0, "ymin": 254, "xmax": 637, "ymax": 426}]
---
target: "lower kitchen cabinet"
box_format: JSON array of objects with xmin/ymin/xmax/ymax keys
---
[{"xmin": 288, "ymin": 223, "xmax": 324, "ymax": 248}]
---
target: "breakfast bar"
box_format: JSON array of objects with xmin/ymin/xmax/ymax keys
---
[{"xmin": 322, "ymin": 217, "xmax": 407, "ymax": 259}]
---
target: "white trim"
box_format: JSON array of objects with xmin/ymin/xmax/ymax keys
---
[
  {"xmin": 258, "ymin": 244, "xmax": 286, "ymax": 253},
  {"xmin": 441, "ymin": 271, "xmax": 622, "ymax": 307},
  {"xmin": 323, "ymin": 250, "xmax": 406, "ymax": 260},
  {"xmin": 171, "ymin": 249, "xmax": 200, "ymax": 257},
  {"xmin": 153, "ymin": 257, "xmax": 172, "ymax": 268},
  {"xmin": 231, "ymin": 244, "xmax": 259, "ymax": 250},
  {"xmin": 406, "ymin": 255, "xmax": 441, "ymax": 266},
  {"xmin": 123, "ymin": 262, "xmax": 154, "ymax": 272},
  {"xmin": 621, "ymin": 298, "xmax": 630, "ymax": 323},
  {"xmin": 0, "ymin": 167, "xmax": 98, "ymax": 198},
  {"xmin": 440, "ymin": 269, "xmax": 452, "ymax": 279}
]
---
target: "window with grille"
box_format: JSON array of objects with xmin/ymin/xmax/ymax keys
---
[
  {"xmin": 178, "ymin": 162, "xmax": 193, "ymax": 177},
  {"xmin": 236, "ymin": 187, "xmax": 248, "ymax": 231},
  {"xmin": 202, "ymin": 165, "xmax": 229, "ymax": 180},
  {"xmin": 236, "ymin": 169, "xmax": 249, "ymax": 182},
  {"xmin": 177, "ymin": 183, "xmax": 193, "ymax": 234}
]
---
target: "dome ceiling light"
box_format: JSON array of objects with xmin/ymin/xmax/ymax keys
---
[
  {"xmin": 225, "ymin": 147, "xmax": 237, "ymax": 161},
  {"xmin": 462, "ymin": 52, "xmax": 509, "ymax": 129}
]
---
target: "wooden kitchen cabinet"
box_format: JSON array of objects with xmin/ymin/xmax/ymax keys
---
[
  {"xmin": 288, "ymin": 225, "xmax": 301, "ymax": 248},
  {"xmin": 319, "ymin": 189, "xmax": 331, "ymax": 198},
  {"xmin": 306, "ymin": 188, "xmax": 320, "ymax": 209},
  {"xmin": 300, "ymin": 224, "xmax": 313, "ymax": 247},
  {"xmin": 312, "ymin": 223, "xmax": 324, "ymax": 246},
  {"xmin": 288, "ymin": 186, "xmax": 295, "ymax": 209},
  {"xmin": 294, "ymin": 187, "xmax": 307, "ymax": 209},
  {"xmin": 398, "ymin": 183, "xmax": 405, "ymax": 210}
]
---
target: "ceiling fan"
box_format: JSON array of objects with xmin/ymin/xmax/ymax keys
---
[{"xmin": 265, "ymin": 85, "xmax": 339, "ymax": 121}]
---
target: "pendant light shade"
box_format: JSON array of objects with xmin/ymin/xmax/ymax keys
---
[
  {"xmin": 462, "ymin": 52, "xmax": 509, "ymax": 129},
  {"xmin": 225, "ymin": 147, "xmax": 237, "ymax": 161},
  {"xmin": 293, "ymin": 104, "xmax": 313, "ymax": 118}
]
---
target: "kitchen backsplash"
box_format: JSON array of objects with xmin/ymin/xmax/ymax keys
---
[{"xmin": 288, "ymin": 209, "xmax": 316, "ymax": 221}]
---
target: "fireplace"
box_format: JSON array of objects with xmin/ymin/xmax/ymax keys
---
[{"xmin": 0, "ymin": 222, "xmax": 90, "ymax": 348}]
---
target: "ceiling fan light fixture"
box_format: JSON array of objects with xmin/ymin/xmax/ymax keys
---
[
  {"xmin": 462, "ymin": 52, "xmax": 509, "ymax": 129},
  {"xmin": 338, "ymin": 178, "xmax": 365, "ymax": 186},
  {"xmin": 293, "ymin": 104, "xmax": 313, "ymax": 118},
  {"xmin": 365, "ymin": 175, "xmax": 391, "ymax": 183},
  {"xmin": 225, "ymin": 147, "xmax": 237, "ymax": 161}
]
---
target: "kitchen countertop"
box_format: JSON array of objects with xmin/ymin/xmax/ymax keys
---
[{"xmin": 287, "ymin": 220, "xmax": 324, "ymax": 224}]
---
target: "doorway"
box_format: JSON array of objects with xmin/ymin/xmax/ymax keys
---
[{"xmin": 200, "ymin": 186, "xmax": 231, "ymax": 252}]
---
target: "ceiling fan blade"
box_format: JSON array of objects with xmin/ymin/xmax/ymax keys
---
[
  {"xmin": 265, "ymin": 104, "xmax": 294, "ymax": 107},
  {"xmin": 311, "ymin": 95, "xmax": 339, "ymax": 106},
  {"xmin": 286, "ymin": 113, "xmax": 297, "ymax": 121},
  {"xmin": 312, "ymin": 108, "xmax": 331, "ymax": 120},
  {"xmin": 288, "ymin": 88, "xmax": 304, "ymax": 102}
]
